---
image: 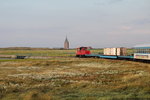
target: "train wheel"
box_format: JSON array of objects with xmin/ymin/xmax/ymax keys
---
[{"xmin": 76, "ymin": 55, "xmax": 79, "ymax": 57}]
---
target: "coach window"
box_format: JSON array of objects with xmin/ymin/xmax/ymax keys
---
[
  {"xmin": 137, "ymin": 49, "xmax": 139, "ymax": 53},
  {"xmin": 138, "ymin": 49, "xmax": 141, "ymax": 53},
  {"xmin": 138, "ymin": 49, "xmax": 140, "ymax": 53},
  {"xmin": 148, "ymin": 49, "xmax": 150, "ymax": 53},
  {"xmin": 136, "ymin": 49, "xmax": 138, "ymax": 53},
  {"xmin": 143, "ymin": 49, "xmax": 146, "ymax": 53},
  {"xmin": 143, "ymin": 49, "xmax": 145, "ymax": 53},
  {"xmin": 142, "ymin": 49, "xmax": 144, "ymax": 53},
  {"xmin": 135, "ymin": 49, "xmax": 138, "ymax": 53},
  {"xmin": 139, "ymin": 49, "xmax": 141, "ymax": 53},
  {"xmin": 145, "ymin": 49, "xmax": 147, "ymax": 53},
  {"xmin": 140, "ymin": 49, "xmax": 143, "ymax": 53},
  {"xmin": 139, "ymin": 49, "xmax": 142, "ymax": 53},
  {"xmin": 146, "ymin": 49, "xmax": 148, "ymax": 53},
  {"xmin": 140, "ymin": 49, "xmax": 142, "ymax": 53}
]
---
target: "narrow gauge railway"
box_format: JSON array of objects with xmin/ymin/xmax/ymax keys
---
[{"xmin": 76, "ymin": 46, "xmax": 150, "ymax": 63}]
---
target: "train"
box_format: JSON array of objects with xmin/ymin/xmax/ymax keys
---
[{"xmin": 76, "ymin": 46, "xmax": 150, "ymax": 63}]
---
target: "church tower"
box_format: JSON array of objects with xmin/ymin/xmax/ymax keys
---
[{"xmin": 64, "ymin": 36, "xmax": 69, "ymax": 49}]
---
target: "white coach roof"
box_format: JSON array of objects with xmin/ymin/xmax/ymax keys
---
[{"xmin": 134, "ymin": 44, "xmax": 150, "ymax": 47}]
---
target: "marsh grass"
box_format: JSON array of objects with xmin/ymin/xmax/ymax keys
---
[{"xmin": 0, "ymin": 49, "xmax": 150, "ymax": 100}]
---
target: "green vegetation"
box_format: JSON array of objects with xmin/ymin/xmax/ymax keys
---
[
  {"xmin": 0, "ymin": 49, "xmax": 149, "ymax": 100},
  {"xmin": 0, "ymin": 49, "xmax": 76, "ymax": 57},
  {"xmin": 127, "ymin": 49, "xmax": 134, "ymax": 56},
  {"xmin": 0, "ymin": 57, "xmax": 150, "ymax": 100}
]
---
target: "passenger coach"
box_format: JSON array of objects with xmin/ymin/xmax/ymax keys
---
[{"xmin": 134, "ymin": 45, "xmax": 150, "ymax": 60}]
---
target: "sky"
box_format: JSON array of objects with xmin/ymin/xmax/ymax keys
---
[{"xmin": 0, "ymin": 0, "xmax": 150, "ymax": 48}]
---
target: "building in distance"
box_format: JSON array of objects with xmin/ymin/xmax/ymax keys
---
[{"xmin": 64, "ymin": 36, "xmax": 69, "ymax": 49}]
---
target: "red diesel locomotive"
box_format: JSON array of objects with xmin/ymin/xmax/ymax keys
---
[{"xmin": 76, "ymin": 47, "xmax": 91, "ymax": 57}]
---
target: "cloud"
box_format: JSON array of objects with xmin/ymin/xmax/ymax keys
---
[
  {"xmin": 108, "ymin": 0, "xmax": 124, "ymax": 4},
  {"xmin": 121, "ymin": 26, "xmax": 132, "ymax": 30},
  {"xmin": 133, "ymin": 19, "xmax": 150, "ymax": 25},
  {"xmin": 94, "ymin": 0, "xmax": 123, "ymax": 6}
]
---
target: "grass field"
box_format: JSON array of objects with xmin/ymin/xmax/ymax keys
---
[
  {"xmin": 0, "ymin": 49, "xmax": 75, "ymax": 57},
  {"xmin": 0, "ymin": 48, "xmax": 133, "ymax": 57},
  {"xmin": 0, "ymin": 49, "xmax": 149, "ymax": 100}
]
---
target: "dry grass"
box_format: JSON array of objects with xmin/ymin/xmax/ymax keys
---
[{"xmin": 0, "ymin": 57, "xmax": 150, "ymax": 100}]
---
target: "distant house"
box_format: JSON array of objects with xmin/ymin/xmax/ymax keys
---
[{"xmin": 64, "ymin": 36, "xmax": 69, "ymax": 49}]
